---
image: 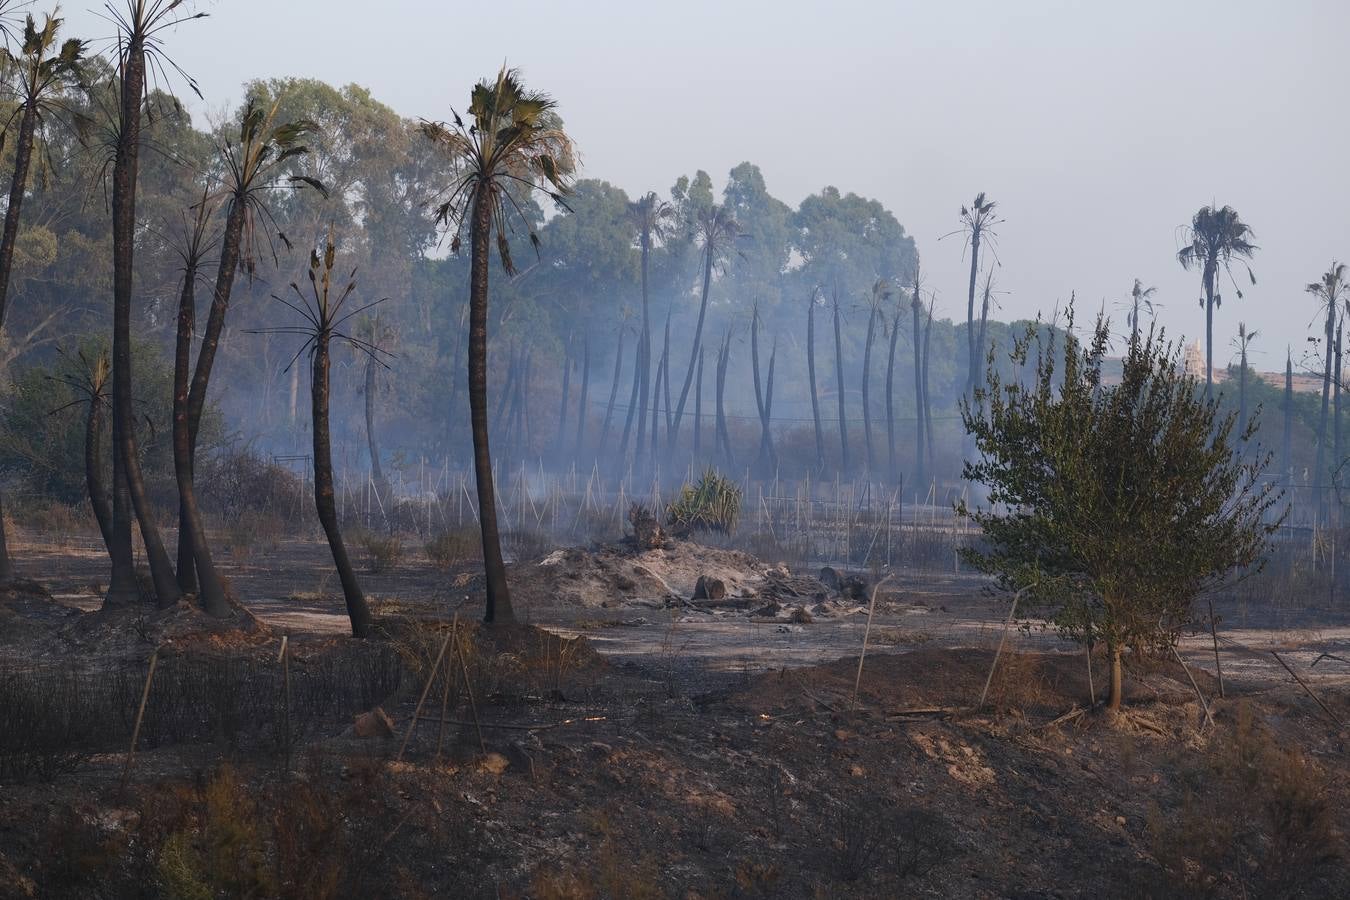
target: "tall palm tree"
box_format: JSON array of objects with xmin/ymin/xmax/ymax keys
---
[
  {"xmin": 954, "ymin": 192, "xmax": 999, "ymax": 398},
  {"xmin": 107, "ymin": 0, "xmax": 203, "ymax": 610},
  {"xmin": 1126, "ymin": 278, "xmax": 1157, "ymax": 345},
  {"xmin": 267, "ymin": 233, "xmax": 379, "ymax": 637},
  {"xmin": 627, "ymin": 192, "xmax": 674, "ymax": 469},
  {"xmin": 181, "ymin": 96, "xmax": 320, "ymax": 617},
  {"xmin": 861, "ymin": 278, "xmax": 892, "ymax": 474},
  {"xmin": 669, "ymin": 202, "xmax": 739, "ymax": 458},
  {"xmin": 1177, "ymin": 204, "xmax": 1257, "ymax": 400},
  {"xmin": 1307, "ymin": 262, "xmax": 1348, "ymax": 510},
  {"xmin": 52, "ymin": 347, "xmax": 113, "ymax": 555},
  {"xmin": 1283, "ymin": 348, "xmax": 1294, "ymax": 490},
  {"xmin": 423, "ymin": 67, "xmax": 574, "ymax": 625},
  {"xmin": 0, "ymin": 11, "xmax": 85, "ymax": 582}
]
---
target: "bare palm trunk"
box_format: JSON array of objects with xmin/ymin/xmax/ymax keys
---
[
  {"xmin": 597, "ymin": 330, "xmax": 624, "ymax": 459},
  {"xmin": 693, "ymin": 346, "xmax": 704, "ymax": 458},
  {"xmin": 715, "ymin": 329, "xmax": 734, "ymax": 470},
  {"xmin": 668, "ymin": 240, "xmax": 714, "ymax": 455},
  {"xmin": 751, "ymin": 305, "xmax": 776, "ymax": 477},
  {"xmin": 554, "ymin": 339, "xmax": 572, "ymax": 456},
  {"xmin": 172, "ymin": 248, "xmax": 228, "ymax": 614},
  {"xmin": 885, "ymin": 307, "xmax": 900, "ymax": 485},
  {"xmin": 807, "ymin": 290, "xmax": 824, "ymax": 474},
  {"xmin": 1238, "ymin": 340, "xmax": 1249, "ymax": 445},
  {"xmin": 1335, "ymin": 320, "xmax": 1343, "ymax": 479},
  {"xmin": 911, "ymin": 296, "xmax": 926, "ymax": 491},
  {"xmin": 965, "ymin": 231, "xmax": 981, "ymax": 398},
  {"xmin": 617, "ymin": 338, "xmax": 642, "ymax": 463},
  {"xmin": 86, "ymin": 391, "xmax": 113, "ymax": 555},
  {"xmin": 1315, "ymin": 304, "xmax": 1335, "ymax": 515},
  {"xmin": 635, "ymin": 231, "xmax": 652, "ymax": 470},
  {"xmin": 573, "ymin": 337, "xmax": 591, "ymax": 460},
  {"xmin": 110, "ymin": 33, "xmax": 179, "ymax": 609},
  {"xmin": 365, "ymin": 354, "xmax": 387, "ymax": 495},
  {"xmin": 468, "ymin": 184, "xmax": 514, "ymax": 623},
  {"xmin": 1283, "ymin": 350, "xmax": 1294, "ymax": 489},
  {"xmin": 1203, "ymin": 263, "xmax": 1216, "ymax": 402},
  {"xmin": 661, "ymin": 312, "xmax": 673, "ymax": 445},
  {"xmin": 833, "ymin": 288, "xmax": 850, "ymax": 473},
  {"xmin": 312, "ymin": 331, "xmax": 372, "ymax": 637},
  {"xmin": 861, "ymin": 302, "xmax": 878, "ymax": 474},
  {"xmin": 923, "ymin": 296, "xmax": 936, "ymax": 472}
]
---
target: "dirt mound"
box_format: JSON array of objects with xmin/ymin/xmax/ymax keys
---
[
  {"xmin": 59, "ymin": 596, "xmax": 273, "ymax": 659},
  {"xmin": 0, "ymin": 580, "xmax": 80, "ymax": 655},
  {"xmin": 509, "ymin": 539, "xmax": 854, "ymax": 618}
]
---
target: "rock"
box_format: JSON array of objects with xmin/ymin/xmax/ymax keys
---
[
  {"xmin": 352, "ymin": 706, "xmax": 395, "ymax": 738},
  {"xmin": 788, "ymin": 606, "xmax": 814, "ymax": 624},
  {"xmin": 692, "ymin": 575, "xmax": 728, "ymax": 601},
  {"xmin": 818, "ymin": 566, "xmax": 842, "ymax": 590}
]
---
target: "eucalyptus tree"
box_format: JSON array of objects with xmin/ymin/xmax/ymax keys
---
[
  {"xmin": 1125, "ymin": 278, "xmax": 1157, "ymax": 345},
  {"xmin": 106, "ymin": 0, "xmax": 204, "ymax": 609},
  {"xmin": 1177, "ymin": 204, "xmax": 1257, "ymax": 400},
  {"xmin": 952, "ymin": 192, "xmax": 999, "ymax": 397},
  {"xmin": 422, "ymin": 67, "xmax": 574, "ymax": 625},
  {"xmin": 266, "ymin": 234, "xmax": 379, "ymax": 637},
  {"xmin": 0, "ymin": 11, "xmax": 86, "ymax": 582},
  {"xmin": 626, "ymin": 192, "xmax": 674, "ymax": 469},
  {"xmin": 181, "ymin": 96, "xmax": 321, "ymax": 617},
  {"xmin": 669, "ymin": 202, "xmax": 740, "ymax": 458},
  {"xmin": 1307, "ymin": 262, "xmax": 1348, "ymax": 508}
]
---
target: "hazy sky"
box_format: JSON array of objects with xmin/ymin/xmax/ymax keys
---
[{"xmin": 61, "ymin": 0, "xmax": 1350, "ymax": 373}]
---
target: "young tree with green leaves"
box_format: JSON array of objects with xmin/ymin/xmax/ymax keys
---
[
  {"xmin": 961, "ymin": 312, "xmax": 1281, "ymax": 711},
  {"xmin": 0, "ymin": 10, "xmax": 86, "ymax": 582},
  {"xmin": 1177, "ymin": 204, "xmax": 1257, "ymax": 401},
  {"xmin": 422, "ymin": 67, "xmax": 574, "ymax": 625}
]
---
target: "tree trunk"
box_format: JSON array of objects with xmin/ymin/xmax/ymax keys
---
[
  {"xmin": 715, "ymin": 330, "xmax": 734, "ymax": 470},
  {"xmin": 1315, "ymin": 304, "xmax": 1335, "ymax": 516},
  {"xmin": 86, "ymin": 392, "xmax": 113, "ymax": 555},
  {"xmin": 975, "ymin": 274, "xmax": 992, "ymax": 394},
  {"xmin": 911, "ymin": 293, "xmax": 925, "ymax": 490},
  {"xmin": 617, "ymin": 337, "xmax": 643, "ymax": 463},
  {"xmin": 965, "ymin": 231, "xmax": 981, "ymax": 397},
  {"xmin": 1238, "ymin": 341, "xmax": 1249, "ymax": 446},
  {"xmin": 574, "ymin": 337, "xmax": 591, "ymax": 460},
  {"xmin": 651, "ymin": 350, "xmax": 667, "ymax": 466},
  {"xmin": 172, "ymin": 248, "xmax": 229, "ymax": 615},
  {"xmin": 468, "ymin": 183, "xmax": 514, "ymax": 624},
  {"xmin": 693, "ymin": 345, "xmax": 703, "ymax": 458},
  {"xmin": 1283, "ymin": 350, "xmax": 1294, "ymax": 489},
  {"xmin": 365, "ymin": 354, "xmax": 387, "ymax": 495},
  {"xmin": 807, "ymin": 290, "xmax": 824, "ymax": 474},
  {"xmin": 554, "ymin": 339, "xmax": 572, "ymax": 457},
  {"xmin": 833, "ymin": 288, "xmax": 850, "ymax": 473},
  {"xmin": 862, "ymin": 303, "xmax": 877, "ymax": 474},
  {"xmin": 635, "ymin": 230, "xmax": 652, "ymax": 471},
  {"xmin": 0, "ymin": 102, "xmax": 39, "ymax": 582},
  {"xmin": 885, "ymin": 307, "xmax": 900, "ymax": 485},
  {"xmin": 1107, "ymin": 644, "xmax": 1124, "ymax": 712},
  {"xmin": 662, "ymin": 312, "xmax": 674, "ymax": 442},
  {"xmin": 598, "ymin": 329, "xmax": 624, "ymax": 460},
  {"xmin": 752, "ymin": 305, "xmax": 776, "ymax": 477},
  {"xmin": 110, "ymin": 34, "xmax": 180, "ymax": 609},
  {"xmin": 668, "ymin": 239, "xmax": 715, "ymax": 454},
  {"xmin": 312, "ymin": 332, "xmax": 372, "ymax": 637},
  {"xmin": 1203, "ymin": 262, "xmax": 1216, "ymax": 402},
  {"xmin": 923, "ymin": 297, "xmax": 936, "ymax": 472},
  {"xmin": 1335, "ymin": 320, "xmax": 1343, "ymax": 480}
]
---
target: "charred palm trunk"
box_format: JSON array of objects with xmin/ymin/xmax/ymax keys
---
[
  {"xmin": 965, "ymin": 231, "xmax": 981, "ymax": 398},
  {"xmin": 715, "ymin": 330, "xmax": 734, "ymax": 470},
  {"xmin": 923, "ymin": 297, "xmax": 936, "ymax": 473},
  {"xmin": 1203, "ymin": 262, "xmax": 1216, "ymax": 402},
  {"xmin": 751, "ymin": 305, "xmax": 776, "ymax": 478},
  {"xmin": 597, "ymin": 330, "xmax": 624, "ymax": 461},
  {"xmin": 975, "ymin": 275, "xmax": 992, "ymax": 394},
  {"xmin": 468, "ymin": 184, "xmax": 514, "ymax": 624},
  {"xmin": 1316, "ymin": 304, "xmax": 1335, "ymax": 517},
  {"xmin": 110, "ymin": 32, "xmax": 180, "ymax": 609},
  {"xmin": 885, "ymin": 308, "xmax": 900, "ymax": 485},
  {"xmin": 365, "ymin": 354, "xmax": 387, "ymax": 496},
  {"xmin": 861, "ymin": 303, "xmax": 877, "ymax": 474},
  {"xmin": 635, "ymin": 230, "xmax": 652, "ymax": 470},
  {"xmin": 86, "ymin": 391, "xmax": 113, "ymax": 555},
  {"xmin": 617, "ymin": 338, "xmax": 643, "ymax": 464},
  {"xmin": 573, "ymin": 337, "xmax": 591, "ymax": 460},
  {"xmin": 694, "ymin": 346, "xmax": 704, "ymax": 458},
  {"xmin": 668, "ymin": 239, "xmax": 715, "ymax": 455},
  {"xmin": 1336, "ymin": 321, "xmax": 1344, "ymax": 483},
  {"xmin": 172, "ymin": 248, "xmax": 228, "ymax": 613},
  {"xmin": 312, "ymin": 330, "xmax": 372, "ymax": 637},
  {"xmin": 0, "ymin": 102, "xmax": 39, "ymax": 582},
  {"xmin": 554, "ymin": 339, "xmax": 572, "ymax": 457},
  {"xmin": 1283, "ymin": 350, "xmax": 1294, "ymax": 490},
  {"xmin": 911, "ymin": 294, "xmax": 926, "ymax": 491},
  {"xmin": 1238, "ymin": 340, "xmax": 1249, "ymax": 447},
  {"xmin": 832, "ymin": 288, "xmax": 850, "ymax": 473},
  {"xmin": 807, "ymin": 290, "xmax": 824, "ymax": 474},
  {"xmin": 662, "ymin": 313, "xmax": 673, "ymax": 446}
]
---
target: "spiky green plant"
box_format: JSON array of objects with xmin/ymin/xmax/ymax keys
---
[{"xmin": 666, "ymin": 469, "xmax": 743, "ymax": 536}]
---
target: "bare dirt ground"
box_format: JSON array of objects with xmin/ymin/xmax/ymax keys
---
[{"xmin": 1, "ymin": 532, "xmax": 1348, "ymax": 897}]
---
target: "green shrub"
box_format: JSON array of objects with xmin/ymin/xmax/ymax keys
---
[{"xmin": 666, "ymin": 469, "xmax": 742, "ymax": 536}]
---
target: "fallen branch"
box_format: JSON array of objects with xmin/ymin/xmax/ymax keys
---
[
  {"xmin": 1272, "ymin": 650, "xmax": 1344, "ymax": 728},
  {"xmin": 1171, "ymin": 645, "xmax": 1215, "ymax": 730}
]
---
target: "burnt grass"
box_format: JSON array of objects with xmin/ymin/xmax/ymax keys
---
[{"xmin": 0, "ymin": 619, "xmax": 1347, "ymax": 899}]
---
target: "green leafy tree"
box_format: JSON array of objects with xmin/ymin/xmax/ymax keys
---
[
  {"xmin": 960, "ymin": 312, "xmax": 1282, "ymax": 711},
  {"xmin": 422, "ymin": 67, "xmax": 575, "ymax": 625}
]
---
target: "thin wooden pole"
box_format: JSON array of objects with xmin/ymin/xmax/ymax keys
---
[
  {"xmin": 1272, "ymin": 650, "xmax": 1344, "ymax": 727},
  {"xmin": 120, "ymin": 647, "xmax": 160, "ymax": 795},
  {"xmin": 397, "ymin": 629, "xmax": 453, "ymax": 761},
  {"xmin": 978, "ymin": 590, "xmax": 1021, "ymax": 709},
  {"xmin": 1207, "ymin": 598, "xmax": 1225, "ymax": 698},
  {"xmin": 278, "ymin": 635, "xmax": 292, "ymax": 774},
  {"xmin": 456, "ymin": 626, "xmax": 486, "ymax": 754},
  {"xmin": 852, "ymin": 575, "xmax": 894, "ymax": 708},
  {"xmin": 1170, "ymin": 644, "xmax": 1214, "ymax": 729}
]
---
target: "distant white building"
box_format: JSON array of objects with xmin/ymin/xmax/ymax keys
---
[{"xmin": 1183, "ymin": 340, "xmax": 1205, "ymax": 379}]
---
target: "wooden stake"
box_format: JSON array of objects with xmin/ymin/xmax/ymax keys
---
[
  {"xmin": 1171, "ymin": 644, "xmax": 1214, "ymax": 729},
  {"xmin": 456, "ymin": 626, "xmax": 487, "ymax": 754},
  {"xmin": 278, "ymin": 635, "xmax": 292, "ymax": 774},
  {"xmin": 397, "ymin": 629, "xmax": 453, "ymax": 761},
  {"xmin": 978, "ymin": 590, "xmax": 1022, "ymax": 710},
  {"xmin": 1207, "ymin": 598, "xmax": 1225, "ymax": 698},
  {"xmin": 1272, "ymin": 650, "xmax": 1344, "ymax": 728},
  {"xmin": 852, "ymin": 574, "xmax": 894, "ymax": 708},
  {"xmin": 119, "ymin": 647, "xmax": 160, "ymax": 795}
]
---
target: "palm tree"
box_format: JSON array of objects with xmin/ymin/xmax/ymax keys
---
[
  {"xmin": 806, "ymin": 286, "xmax": 825, "ymax": 474},
  {"xmin": 1126, "ymin": 278, "xmax": 1157, "ymax": 345},
  {"xmin": 107, "ymin": 0, "xmax": 204, "ymax": 610},
  {"xmin": 422, "ymin": 67, "xmax": 574, "ymax": 625},
  {"xmin": 52, "ymin": 347, "xmax": 113, "ymax": 555},
  {"xmin": 627, "ymin": 192, "xmax": 674, "ymax": 470},
  {"xmin": 1231, "ymin": 322, "xmax": 1258, "ymax": 445},
  {"xmin": 573, "ymin": 336, "xmax": 591, "ymax": 459},
  {"xmin": 1283, "ymin": 348, "xmax": 1294, "ymax": 490},
  {"xmin": 909, "ymin": 265, "xmax": 926, "ymax": 490},
  {"xmin": 1307, "ymin": 262, "xmax": 1348, "ymax": 510},
  {"xmin": 1177, "ymin": 205, "xmax": 1257, "ymax": 400},
  {"xmin": 954, "ymin": 193, "xmax": 999, "ymax": 397},
  {"xmin": 0, "ymin": 12, "xmax": 85, "ymax": 582},
  {"xmin": 861, "ymin": 278, "xmax": 892, "ymax": 474},
  {"xmin": 884, "ymin": 285, "xmax": 904, "ymax": 486},
  {"xmin": 714, "ymin": 327, "xmax": 735, "ymax": 469},
  {"xmin": 750, "ymin": 299, "xmax": 777, "ymax": 477},
  {"xmin": 832, "ymin": 285, "xmax": 850, "ymax": 472},
  {"xmin": 355, "ymin": 311, "xmax": 396, "ymax": 500},
  {"xmin": 668, "ymin": 202, "xmax": 739, "ymax": 458},
  {"xmin": 267, "ymin": 233, "xmax": 379, "ymax": 637}
]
